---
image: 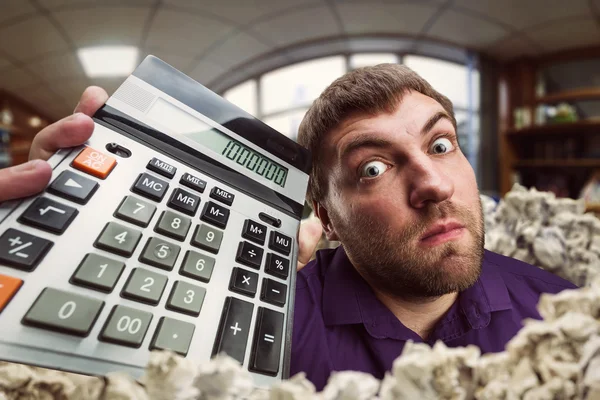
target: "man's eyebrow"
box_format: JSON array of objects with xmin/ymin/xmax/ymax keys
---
[
  {"xmin": 421, "ymin": 111, "xmax": 453, "ymax": 135},
  {"xmin": 339, "ymin": 135, "xmax": 393, "ymax": 160}
]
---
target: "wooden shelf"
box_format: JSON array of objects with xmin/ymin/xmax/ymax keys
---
[
  {"xmin": 506, "ymin": 120, "xmax": 600, "ymax": 136},
  {"xmin": 514, "ymin": 159, "xmax": 600, "ymax": 168},
  {"xmin": 536, "ymin": 88, "xmax": 600, "ymax": 104}
]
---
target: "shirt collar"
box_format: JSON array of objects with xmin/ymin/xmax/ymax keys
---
[{"xmin": 322, "ymin": 246, "xmax": 512, "ymax": 336}]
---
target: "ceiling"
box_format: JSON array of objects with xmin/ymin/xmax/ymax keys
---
[{"xmin": 1, "ymin": 0, "xmax": 600, "ymax": 122}]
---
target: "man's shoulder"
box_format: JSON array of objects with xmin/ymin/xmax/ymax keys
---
[
  {"xmin": 297, "ymin": 247, "xmax": 338, "ymax": 289},
  {"xmin": 484, "ymin": 250, "xmax": 578, "ymax": 294}
]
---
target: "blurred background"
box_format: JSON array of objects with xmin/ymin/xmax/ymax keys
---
[{"xmin": 0, "ymin": 0, "xmax": 599, "ymax": 214}]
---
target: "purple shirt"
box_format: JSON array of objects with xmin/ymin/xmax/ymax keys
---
[{"xmin": 290, "ymin": 246, "xmax": 577, "ymax": 390}]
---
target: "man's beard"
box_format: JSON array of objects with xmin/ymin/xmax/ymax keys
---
[{"xmin": 331, "ymin": 199, "xmax": 485, "ymax": 299}]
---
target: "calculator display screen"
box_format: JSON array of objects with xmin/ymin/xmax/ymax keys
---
[{"xmin": 186, "ymin": 127, "xmax": 289, "ymax": 188}]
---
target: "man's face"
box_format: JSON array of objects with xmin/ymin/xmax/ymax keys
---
[{"xmin": 318, "ymin": 90, "xmax": 484, "ymax": 298}]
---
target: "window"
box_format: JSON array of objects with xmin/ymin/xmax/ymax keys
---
[
  {"xmin": 349, "ymin": 53, "xmax": 399, "ymax": 69},
  {"xmin": 223, "ymin": 80, "xmax": 257, "ymax": 117},
  {"xmin": 260, "ymin": 56, "xmax": 346, "ymax": 115},
  {"xmin": 263, "ymin": 109, "xmax": 308, "ymax": 141}
]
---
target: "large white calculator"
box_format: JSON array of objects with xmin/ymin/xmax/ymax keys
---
[{"xmin": 0, "ymin": 55, "xmax": 311, "ymax": 388}]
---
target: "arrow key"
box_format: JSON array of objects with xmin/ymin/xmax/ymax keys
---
[
  {"xmin": 47, "ymin": 170, "xmax": 99, "ymax": 205},
  {"xmin": 236, "ymin": 241, "xmax": 263, "ymax": 269},
  {"xmin": 18, "ymin": 197, "xmax": 78, "ymax": 234}
]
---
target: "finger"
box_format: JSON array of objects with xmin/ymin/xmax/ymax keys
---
[
  {"xmin": 0, "ymin": 160, "xmax": 52, "ymax": 203},
  {"xmin": 29, "ymin": 113, "xmax": 95, "ymax": 161},
  {"xmin": 297, "ymin": 216, "xmax": 323, "ymax": 271},
  {"xmin": 73, "ymin": 86, "xmax": 109, "ymax": 116}
]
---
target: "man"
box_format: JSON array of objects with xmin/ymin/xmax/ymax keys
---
[{"xmin": 0, "ymin": 65, "xmax": 577, "ymax": 391}]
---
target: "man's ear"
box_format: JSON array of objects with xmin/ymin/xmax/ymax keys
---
[{"xmin": 312, "ymin": 200, "xmax": 339, "ymax": 241}]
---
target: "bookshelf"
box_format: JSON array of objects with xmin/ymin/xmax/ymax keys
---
[{"xmin": 497, "ymin": 46, "xmax": 600, "ymax": 214}]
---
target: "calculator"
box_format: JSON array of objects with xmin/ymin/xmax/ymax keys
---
[{"xmin": 0, "ymin": 55, "xmax": 311, "ymax": 389}]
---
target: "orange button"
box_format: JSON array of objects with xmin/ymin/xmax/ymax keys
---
[
  {"xmin": 72, "ymin": 147, "xmax": 117, "ymax": 179},
  {"xmin": 0, "ymin": 274, "xmax": 23, "ymax": 312}
]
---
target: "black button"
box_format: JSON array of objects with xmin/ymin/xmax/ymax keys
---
[
  {"xmin": 210, "ymin": 187, "xmax": 234, "ymax": 206},
  {"xmin": 180, "ymin": 173, "xmax": 206, "ymax": 193},
  {"xmin": 229, "ymin": 267, "xmax": 258, "ymax": 298},
  {"xmin": 47, "ymin": 170, "xmax": 99, "ymax": 205},
  {"xmin": 249, "ymin": 307, "xmax": 285, "ymax": 376},
  {"xmin": 0, "ymin": 228, "xmax": 53, "ymax": 271},
  {"xmin": 200, "ymin": 201, "xmax": 230, "ymax": 229},
  {"xmin": 167, "ymin": 188, "xmax": 200, "ymax": 216},
  {"xmin": 18, "ymin": 197, "xmax": 78, "ymax": 234},
  {"xmin": 132, "ymin": 173, "xmax": 169, "ymax": 202},
  {"xmin": 260, "ymin": 278, "xmax": 287, "ymax": 307},
  {"xmin": 269, "ymin": 231, "xmax": 292, "ymax": 256},
  {"xmin": 211, "ymin": 297, "xmax": 254, "ymax": 364},
  {"xmin": 147, "ymin": 157, "xmax": 176, "ymax": 179},
  {"xmin": 242, "ymin": 219, "xmax": 266, "ymax": 245},
  {"xmin": 236, "ymin": 241, "xmax": 263, "ymax": 269},
  {"xmin": 265, "ymin": 253, "xmax": 289, "ymax": 280}
]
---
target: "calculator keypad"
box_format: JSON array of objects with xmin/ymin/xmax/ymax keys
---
[
  {"xmin": 22, "ymin": 287, "xmax": 104, "ymax": 336},
  {"xmin": 139, "ymin": 237, "xmax": 181, "ymax": 271},
  {"xmin": 47, "ymin": 170, "xmax": 99, "ymax": 205},
  {"xmin": 155, "ymin": 210, "xmax": 191, "ymax": 241},
  {"xmin": 166, "ymin": 281, "xmax": 206, "ymax": 317},
  {"xmin": 200, "ymin": 201, "xmax": 230, "ymax": 229},
  {"xmin": 19, "ymin": 197, "xmax": 78, "ymax": 234},
  {"xmin": 71, "ymin": 253, "xmax": 125, "ymax": 293},
  {"xmin": 115, "ymin": 196, "xmax": 157, "ymax": 227},
  {"xmin": 132, "ymin": 173, "xmax": 169, "ymax": 202},
  {"xmin": 191, "ymin": 224, "xmax": 223, "ymax": 254},
  {"xmin": 150, "ymin": 317, "xmax": 195, "ymax": 356},
  {"xmin": 121, "ymin": 268, "xmax": 168, "ymax": 305},
  {"xmin": 236, "ymin": 241, "xmax": 264, "ymax": 269},
  {"xmin": 179, "ymin": 250, "xmax": 215, "ymax": 283},
  {"xmin": 95, "ymin": 222, "xmax": 142, "ymax": 257},
  {"xmin": 168, "ymin": 188, "xmax": 200, "ymax": 216},
  {"xmin": 0, "ymin": 228, "xmax": 53, "ymax": 271},
  {"xmin": 100, "ymin": 305, "xmax": 153, "ymax": 347}
]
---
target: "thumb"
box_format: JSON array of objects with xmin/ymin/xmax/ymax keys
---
[
  {"xmin": 0, "ymin": 160, "xmax": 52, "ymax": 203},
  {"xmin": 297, "ymin": 215, "xmax": 323, "ymax": 271}
]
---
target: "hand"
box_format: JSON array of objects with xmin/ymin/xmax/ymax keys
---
[
  {"xmin": 0, "ymin": 86, "xmax": 108, "ymax": 203},
  {"xmin": 297, "ymin": 215, "xmax": 322, "ymax": 271}
]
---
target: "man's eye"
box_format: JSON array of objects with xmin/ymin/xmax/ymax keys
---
[
  {"xmin": 430, "ymin": 137, "xmax": 454, "ymax": 154},
  {"xmin": 360, "ymin": 161, "xmax": 389, "ymax": 178}
]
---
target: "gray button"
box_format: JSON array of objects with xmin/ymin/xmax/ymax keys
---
[
  {"xmin": 191, "ymin": 224, "xmax": 223, "ymax": 254},
  {"xmin": 22, "ymin": 287, "xmax": 104, "ymax": 337},
  {"xmin": 139, "ymin": 237, "xmax": 181, "ymax": 271},
  {"xmin": 99, "ymin": 305, "xmax": 153, "ymax": 348},
  {"xmin": 155, "ymin": 210, "xmax": 191, "ymax": 241},
  {"xmin": 71, "ymin": 253, "xmax": 125, "ymax": 293},
  {"xmin": 122, "ymin": 268, "xmax": 168, "ymax": 305},
  {"xmin": 95, "ymin": 222, "xmax": 142, "ymax": 257},
  {"xmin": 115, "ymin": 196, "xmax": 157, "ymax": 227},
  {"xmin": 166, "ymin": 280, "xmax": 206, "ymax": 316},
  {"xmin": 179, "ymin": 250, "xmax": 215, "ymax": 283},
  {"xmin": 150, "ymin": 317, "xmax": 195, "ymax": 356}
]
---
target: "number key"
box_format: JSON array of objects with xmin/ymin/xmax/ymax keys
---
[
  {"xmin": 166, "ymin": 281, "xmax": 206, "ymax": 317},
  {"xmin": 70, "ymin": 253, "xmax": 125, "ymax": 293},
  {"xmin": 99, "ymin": 305, "xmax": 153, "ymax": 348},
  {"xmin": 139, "ymin": 237, "xmax": 181, "ymax": 271},
  {"xmin": 22, "ymin": 287, "xmax": 104, "ymax": 336},
  {"xmin": 95, "ymin": 222, "xmax": 142, "ymax": 258},
  {"xmin": 155, "ymin": 210, "xmax": 191, "ymax": 241},
  {"xmin": 179, "ymin": 250, "xmax": 215, "ymax": 283},
  {"xmin": 114, "ymin": 196, "xmax": 156, "ymax": 227},
  {"xmin": 191, "ymin": 224, "xmax": 223, "ymax": 254},
  {"xmin": 121, "ymin": 268, "xmax": 168, "ymax": 305}
]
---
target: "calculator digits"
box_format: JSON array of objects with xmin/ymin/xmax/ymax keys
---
[{"xmin": 0, "ymin": 56, "xmax": 310, "ymax": 389}]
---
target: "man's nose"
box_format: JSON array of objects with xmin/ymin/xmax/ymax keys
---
[{"xmin": 407, "ymin": 157, "xmax": 454, "ymax": 209}]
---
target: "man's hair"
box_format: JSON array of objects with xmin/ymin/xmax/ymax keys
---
[{"xmin": 297, "ymin": 63, "xmax": 457, "ymax": 204}]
